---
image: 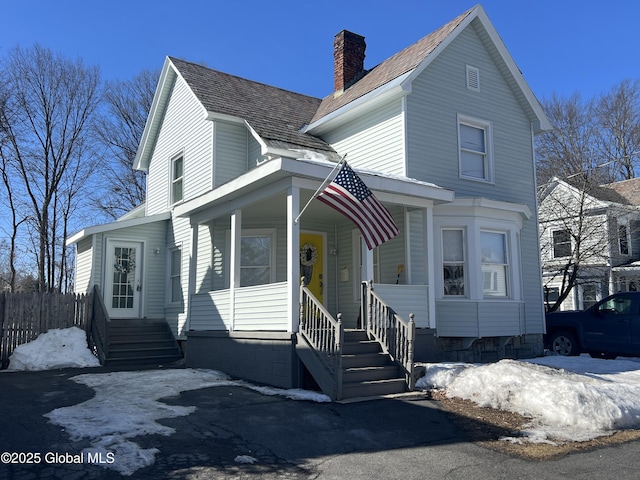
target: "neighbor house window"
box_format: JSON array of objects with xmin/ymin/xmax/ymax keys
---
[
  {"xmin": 552, "ymin": 229, "xmax": 572, "ymax": 258},
  {"xmin": 171, "ymin": 154, "xmax": 184, "ymax": 204},
  {"xmin": 481, "ymin": 231, "xmax": 508, "ymax": 297},
  {"xmin": 458, "ymin": 115, "xmax": 492, "ymax": 181},
  {"xmin": 442, "ymin": 229, "xmax": 465, "ymax": 296},
  {"xmin": 169, "ymin": 247, "xmax": 181, "ymax": 304},
  {"xmin": 618, "ymin": 223, "xmax": 630, "ymax": 255},
  {"xmin": 240, "ymin": 231, "xmax": 274, "ymax": 286}
]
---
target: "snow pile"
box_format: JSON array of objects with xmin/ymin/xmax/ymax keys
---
[
  {"xmin": 417, "ymin": 356, "xmax": 640, "ymax": 443},
  {"xmin": 7, "ymin": 326, "xmax": 100, "ymax": 371}
]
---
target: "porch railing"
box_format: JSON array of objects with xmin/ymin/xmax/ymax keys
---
[
  {"xmin": 362, "ymin": 281, "xmax": 416, "ymax": 390},
  {"xmin": 299, "ymin": 278, "xmax": 344, "ymax": 399},
  {"xmin": 90, "ymin": 285, "xmax": 110, "ymax": 365}
]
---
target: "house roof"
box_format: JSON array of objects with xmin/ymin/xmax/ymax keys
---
[
  {"xmin": 310, "ymin": 8, "xmax": 474, "ymax": 124},
  {"xmin": 168, "ymin": 57, "xmax": 334, "ymax": 155},
  {"xmin": 135, "ymin": 4, "xmax": 550, "ymax": 171},
  {"xmin": 307, "ymin": 4, "xmax": 551, "ymax": 134},
  {"xmin": 600, "ymin": 178, "xmax": 640, "ymax": 206}
]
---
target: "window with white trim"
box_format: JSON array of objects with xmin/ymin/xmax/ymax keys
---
[
  {"xmin": 618, "ymin": 222, "xmax": 630, "ymax": 255},
  {"xmin": 442, "ymin": 229, "xmax": 465, "ymax": 296},
  {"xmin": 458, "ymin": 115, "xmax": 492, "ymax": 182},
  {"xmin": 169, "ymin": 247, "xmax": 181, "ymax": 304},
  {"xmin": 240, "ymin": 230, "xmax": 275, "ymax": 287},
  {"xmin": 481, "ymin": 231, "xmax": 508, "ymax": 297},
  {"xmin": 552, "ymin": 229, "xmax": 571, "ymax": 258},
  {"xmin": 170, "ymin": 154, "xmax": 184, "ymax": 204}
]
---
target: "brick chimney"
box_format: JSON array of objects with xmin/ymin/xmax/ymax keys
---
[{"xmin": 334, "ymin": 30, "xmax": 366, "ymax": 94}]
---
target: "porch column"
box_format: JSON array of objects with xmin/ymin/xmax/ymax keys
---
[
  {"xmin": 186, "ymin": 222, "xmax": 199, "ymax": 331},
  {"xmin": 288, "ymin": 186, "xmax": 300, "ymax": 332},
  {"xmin": 425, "ymin": 207, "xmax": 436, "ymax": 329},
  {"xmin": 361, "ymin": 238, "xmax": 374, "ymax": 284},
  {"xmin": 229, "ymin": 209, "xmax": 242, "ymax": 330}
]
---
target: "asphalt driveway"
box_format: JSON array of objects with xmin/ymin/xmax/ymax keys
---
[{"xmin": 2, "ymin": 366, "xmax": 640, "ymax": 480}]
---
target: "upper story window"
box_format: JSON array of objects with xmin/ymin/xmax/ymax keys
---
[
  {"xmin": 458, "ymin": 115, "xmax": 493, "ymax": 182},
  {"xmin": 481, "ymin": 231, "xmax": 508, "ymax": 297},
  {"xmin": 171, "ymin": 154, "xmax": 184, "ymax": 204},
  {"xmin": 442, "ymin": 228, "xmax": 465, "ymax": 296},
  {"xmin": 618, "ymin": 223, "xmax": 630, "ymax": 255},
  {"xmin": 552, "ymin": 229, "xmax": 572, "ymax": 258}
]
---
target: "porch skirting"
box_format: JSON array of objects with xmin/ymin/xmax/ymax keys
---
[{"xmin": 186, "ymin": 330, "xmax": 301, "ymax": 389}]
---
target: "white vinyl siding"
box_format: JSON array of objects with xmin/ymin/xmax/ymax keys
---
[
  {"xmin": 405, "ymin": 23, "xmax": 544, "ymax": 335},
  {"xmin": 74, "ymin": 237, "xmax": 93, "ymax": 294},
  {"xmin": 214, "ymin": 122, "xmax": 248, "ymax": 187},
  {"xmin": 322, "ymin": 98, "xmax": 406, "ymax": 176},
  {"xmin": 145, "ymin": 76, "xmax": 213, "ymax": 215}
]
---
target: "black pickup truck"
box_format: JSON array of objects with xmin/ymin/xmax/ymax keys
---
[{"xmin": 545, "ymin": 292, "xmax": 640, "ymax": 359}]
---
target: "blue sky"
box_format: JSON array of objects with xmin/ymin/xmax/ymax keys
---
[{"xmin": 2, "ymin": 0, "xmax": 639, "ymax": 102}]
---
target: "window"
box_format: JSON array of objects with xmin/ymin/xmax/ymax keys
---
[
  {"xmin": 552, "ymin": 229, "xmax": 572, "ymax": 258},
  {"xmin": 618, "ymin": 223, "xmax": 630, "ymax": 255},
  {"xmin": 171, "ymin": 154, "xmax": 184, "ymax": 204},
  {"xmin": 169, "ymin": 248, "xmax": 181, "ymax": 304},
  {"xmin": 458, "ymin": 116, "xmax": 492, "ymax": 181},
  {"xmin": 481, "ymin": 231, "xmax": 508, "ymax": 297},
  {"xmin": 544, "ymin": 286, "xmax": 559, "ymax": 309},
  {"xmin": 240, "ymin": 232, "xmax": 273, "ymax": 286},
  {"xmin": 442, "ymin": 229, "xmax": 465, "ymax": 296}
]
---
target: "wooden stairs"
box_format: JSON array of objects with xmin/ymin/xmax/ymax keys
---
[
  {"xmin": 297, "ymin": 329, "xmax": 407, "ymax": 401},
  {"xmin": 103, "ymin": 318, "xmax": 183, "ymax": 367}
]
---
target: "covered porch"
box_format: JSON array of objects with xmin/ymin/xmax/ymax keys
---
[{"xmin": 177, "ymin": 157, "xmax": 454, "ymax": 336}]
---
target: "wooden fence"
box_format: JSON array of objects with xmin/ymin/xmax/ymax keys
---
[{"xmin": 0, "ymin": 291, "xmax": 93, "ymax": 369}]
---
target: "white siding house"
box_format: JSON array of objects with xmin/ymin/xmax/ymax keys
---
[{"xmin": 68, "ymin": 5, "xmax": 551, "ymax": 389}]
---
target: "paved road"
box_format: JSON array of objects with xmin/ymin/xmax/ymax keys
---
[{"xmin": 1, "ymin": 366, "xmax": 640, "ymax": 479}]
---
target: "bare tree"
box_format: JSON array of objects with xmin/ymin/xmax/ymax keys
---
[
  {"xmin": 0, "ymin": 45, "xmax": 101, "ymax": 292},
  {"xmin": 93, "ymin": 69, "xmax": 158, "ymax": 219},
  {"xmin": 535, "ymin": 93, "xmax": 609, "ymax": 185},
  {"xmin": 594, "ymin": 79, "xmax": 640, "ymax": 180}
]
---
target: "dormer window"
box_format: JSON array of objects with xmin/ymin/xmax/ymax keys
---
[{"xmin": 171, "ymin": 154, "xmax": 184, "ymax": 204}]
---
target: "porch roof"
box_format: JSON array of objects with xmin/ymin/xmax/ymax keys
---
[
  {"xmin": 173, "ymin": 156, "xmax": 454, "ymax": 223},
  {"xmin": 66, "ymin": 212, "xmax": 171, "ymax": 245}
]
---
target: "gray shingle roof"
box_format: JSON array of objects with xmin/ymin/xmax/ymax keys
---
[
  {"xmin": 168, "ymin": 57, "xmax": 334, "ymax": 154},
  {"xmin": 310, "ymin": 7, "xmax": 475, "ymax": 124}
]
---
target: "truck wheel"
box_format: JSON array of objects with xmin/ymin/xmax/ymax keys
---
[{"xmin": 549, "ymin": 331, "xmax": 579, "ymax": 356}]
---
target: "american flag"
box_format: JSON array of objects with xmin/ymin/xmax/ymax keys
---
[{"xmin": 317, "ymin": 162, "xmax": 399, "ymax": 250}]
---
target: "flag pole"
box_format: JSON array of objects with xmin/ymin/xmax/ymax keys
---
[{"xmin": 294, "ymin": 154, "xmax": 347, "ymax": 224}]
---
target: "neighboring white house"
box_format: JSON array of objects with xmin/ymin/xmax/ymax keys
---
[
  {"xmin": 539, "ymin": 176, "xmax": 640, "ymax": 311},
  {"xmin": 68, "ymin": 5, "xmax": 552, "ymax": 389}
]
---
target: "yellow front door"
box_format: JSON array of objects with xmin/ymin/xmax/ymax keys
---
[{"xmin": 300, "ymin": 232, "xmax": 323, "ymax": 303}]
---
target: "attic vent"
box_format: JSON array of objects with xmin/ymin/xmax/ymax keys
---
[{"xmin": 466, "ymin": 65, "xmax": 480, "ymax": 91}]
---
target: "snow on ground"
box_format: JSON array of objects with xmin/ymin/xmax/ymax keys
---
[{"xmin": 6, "ymin": 327, "xmax": 640, "ymax": 474}]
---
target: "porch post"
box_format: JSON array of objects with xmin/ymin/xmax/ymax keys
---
[
  {"xmin": 425, "ymin": 206, "xmax": 436, "ymax": 329},
  {"xmin": 230, "ymin": 209, "xmax": 242, "ymax": 330},
  {"xmin": 361, "ymin": 237, "xmax": 374, "ymax": 285},
  {"xmin": 186, "ymin": 222, "xmax": 199, "ymax": 331},
  {"xmin": 288, "ymin": 186, "xmax": 301, "ymax": 332}
]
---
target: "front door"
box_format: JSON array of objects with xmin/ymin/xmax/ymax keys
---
[
  {"xmin": 300, "ymin": 232, "xmax": 324, "ymax": 303},
  {"xmin": 105, "ymin": 240, "xmax": 142, "ymax": 318}
]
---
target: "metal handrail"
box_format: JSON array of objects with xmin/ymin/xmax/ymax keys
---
[{"xmin": 362, "ymin": 281, "xmax": 416, "ymax": 390}]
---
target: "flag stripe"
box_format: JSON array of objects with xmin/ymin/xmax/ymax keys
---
[{"xmin": 316, "ymin": 162, "xmax": 399, "ymax": 250}]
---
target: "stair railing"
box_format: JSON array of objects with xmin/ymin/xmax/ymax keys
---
[
  {"xmin": 90, "ymin": 285, "xmax": 110, "ymax": 365},
  {"xmin": 362, "ymin": 281, "xmax": 416, "ymax": 390},
  {"xmin": 299, "ymin": 278, "xmax": 343, "ymax": 399}
]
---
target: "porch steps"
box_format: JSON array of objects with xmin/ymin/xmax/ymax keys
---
[
  {"xmin": 104, "ymin": 319, "xmax": 183, "ymax": 367},
  {"xmin": 298, "ymin": 329, "xmax": 407, "ymax": 401},
  {"xmin": 340, "ymin": 329, "xmax": 406, "ymax": 399}
]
